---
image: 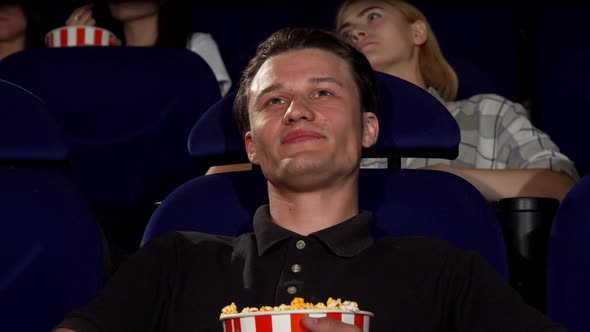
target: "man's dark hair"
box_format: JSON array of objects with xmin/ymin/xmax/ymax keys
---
[{"xmin": 233, "ymin": 27, "xmax": 378, "ymax": 137}]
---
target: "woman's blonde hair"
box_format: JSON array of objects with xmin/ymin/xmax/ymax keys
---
[{"xmin": 336, "ymin": 0, "xmax": 458, "ymax": 101}]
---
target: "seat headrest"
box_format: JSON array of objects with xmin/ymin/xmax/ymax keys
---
[
  {"xmin": 0, "ymin": 79, "xmax": 68, "ymax": 162},
  {"xmin": 189, "ymin": 72, "xmax": 459, "ymax": 165}
]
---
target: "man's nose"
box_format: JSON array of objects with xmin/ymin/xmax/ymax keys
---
[{"xmin": 283, "ymin": 99, "xmax": 314, "ymax": 124}]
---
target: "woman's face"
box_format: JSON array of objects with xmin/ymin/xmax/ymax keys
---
[
  {"xmin": 108, "ymin": 0, "xmax": 159, "ymax": 23},
  {"xmin": 0, "ymin": 5, "xmax": 27, "ymax": 42},
  {"xmin": 337, "ymin": 1, "xmax": 419, "ymax": 72}
]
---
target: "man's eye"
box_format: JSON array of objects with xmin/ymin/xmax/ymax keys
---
[
  {"xmin": 267, "ymin": 97, "xmax": 284, "ymax": 105},
  {"xmin": 340, "ymin": 30, "xmax": 351, "ymax": 40},
  {"xmin": 314, "ymin": 90, "xmax": 332, "ymax": 97}
]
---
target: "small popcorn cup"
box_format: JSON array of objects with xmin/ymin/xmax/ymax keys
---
[
  {"xmin": 220, "ymin": 310, "xmax": 374, "ymax": 332},
  {"xmin": 45, "ymin": 26, "xmax": 118, "ymax": 48}
]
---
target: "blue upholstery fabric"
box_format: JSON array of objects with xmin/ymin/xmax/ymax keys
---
[
  {"xmin": 0, "ymin": 168, "xmax": 103, "ymax": 331},
  {"xmin": 546, "ymin": 174, "xmax": 590, "ymax": 331},
  {"xmin": 188, "ymin": 90, "xmax": 245, "ymax": 166},
  {"xmin": 142, "ymin": 169, "xmax": 507, "ymax": 279},
  {"xmin": 0, "ymin": 47, "xmax": 221, "ymax": 206},
  {"xmin": 0, "ymin": 79, "xmax": 67, "ymax": 161},
  {"xmin": 189, "ymin": 72, "xmax": 459, "ymax": 167},
  {"xmin": 0, "ymin": 81, "xmax": 103, "ymax": 331},
  {"xmin": 534, "ymin": 6, "xmax": 590, "ymax": 177},
  {"xmin": 372, "ymin": 72, "xmax": 459, "ymax": 158}
]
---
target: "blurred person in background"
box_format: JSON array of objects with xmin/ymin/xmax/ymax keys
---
[
  {"xmin": 66, "ymin": 0, "xmax": 231, "ymax": 95},
  {"xmin": 336, "ymin": 0, "xmax": 578, "ymax": 201},
  {"xmin": 0, "ymin": 1, "xmax": 44, "ymax": 60}
]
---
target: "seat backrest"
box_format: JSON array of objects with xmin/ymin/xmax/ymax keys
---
[
  {"xmin": 533, "ymin": 5, "xmax": 590, "ymax": 177},
  {"xmin": 546, "ymin": 174, "xmax": 590, "ymax": 331},
  {"xmin": 0, "ymin": 47, "xmax": 221, "ymax": 206},
  {"xmin": 0, "ymin": 78, "xmax": 67, "ymax": 162},
  {"xmin": 147, "ymin": 71, "xmax": 505, "ymax": 278},
  {"xmin": 0, "ymin": 79, "xmax": 103, "ymax": 331},
  {"xmin": 189, "ymin": 72, "xmax": 460, "ymax": 168},
  {"xmin": 142, "ymin": 168, "xmax": 507, "ymax": 278}
]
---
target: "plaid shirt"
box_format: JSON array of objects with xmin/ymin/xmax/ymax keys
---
[{"xmin": 362, "ymin": 89, "xmax": 580, "ymax": 180}]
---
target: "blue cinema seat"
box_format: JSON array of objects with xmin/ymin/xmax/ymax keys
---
[
  {"xmin": 0, "ymin": 79, "xmax": 103, "ymax": 331},
  {"xmin": 0, "ymin": 47, "xmax": 221, "ymax": 208},
  {"xmin": 534, "ymin": 5, "xmax": 590, "ymax": 177},
  {"xmin": 546, "ymin": 174, "xmax": 590, "ymax": 331},
  {"xmin": 143, "ymin": 73, "xmax": 508, "ymax": 279}
]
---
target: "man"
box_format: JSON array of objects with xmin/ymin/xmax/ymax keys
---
[{"xmin": 54, "ymin": 28, "xmax": 564, "ymax": 332}]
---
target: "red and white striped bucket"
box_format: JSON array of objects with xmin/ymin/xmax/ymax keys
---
[
  {"xmin": 45, "ymin": 26, "xmax": 118, "ymax": 48},
  {"xmin": 220, "ymin": 310, "xmax": 373, "ymax": 332}
]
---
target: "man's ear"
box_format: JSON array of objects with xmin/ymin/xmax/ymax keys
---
[
  {"xmin": 244, "ymin": 131, "xmax": 260, "ymax": 165},
  {"xmin": 361, "ymin": 112, "xmax": 379, "ymax": 148},
  {"xmin": 411, "ymin": 20, "xmax": 427, "ymax": 46}
]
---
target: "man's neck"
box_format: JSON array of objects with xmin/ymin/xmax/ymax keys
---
[
  {"xmin": 0, "ymin": 37, "xmax": 26, "ymax": 60},
  {"xmin": 122, "ymin": 13, "xmax": 159, "ymax": 46},
  {"xmin": 267, "ymin": 177, "xmax": 359, "ymax": 236}
]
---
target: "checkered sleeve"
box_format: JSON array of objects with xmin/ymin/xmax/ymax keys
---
[{"xmin": 490, "ymin": 96, "xmax": 580, "ymax": 180}]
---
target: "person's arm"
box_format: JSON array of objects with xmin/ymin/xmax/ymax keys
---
[
  {"xmin": 427, "ymin": 164, "xmax": 576, "ymax": 201},
  {"xmin": 427, "ymin": 97, "xmax": 578, "ymax": 201}
]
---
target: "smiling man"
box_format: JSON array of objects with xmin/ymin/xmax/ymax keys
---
[
  {"xmin": 239, "ymin": 47, "xmax": 378, "ymax": 236},
  {"xmin": 54, "ymin": 28, "xmax": 564, "ymax": 332}
]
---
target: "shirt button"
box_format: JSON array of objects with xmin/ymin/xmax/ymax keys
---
[
  {"xmin": 296, "ymin": 240, "xmax": 306, "ymax": 250},
  {"xmin": 291, "ymin": 264, "xmax": 302, "ymax": 273},
  {"xmin": 287, "ymin": 286, "xmax": 297, "ymax": 295}
]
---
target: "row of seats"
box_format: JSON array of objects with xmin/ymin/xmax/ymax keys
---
[
  {"xmin": 1, "ymin": 72, "xmax": 589, "ymax": 331},
  {"xmin": 0, "ymin": 47, "xmax": 222, "ymax": 259},
  {"xmin": 0, "ymin": 78, "xmax": 104, "ymax": 332}
]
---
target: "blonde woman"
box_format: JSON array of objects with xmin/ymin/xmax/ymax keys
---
[{"xmin": 337, "ymin": 0, "xmax": 578, "ymax": 201}]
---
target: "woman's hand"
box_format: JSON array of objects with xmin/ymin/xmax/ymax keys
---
[{"xmin": 66, "ymin": 4, "xmax": 96, "ymax": 26}]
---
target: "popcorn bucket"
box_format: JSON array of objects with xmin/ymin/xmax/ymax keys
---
[
  {"xmin": 45, "ymin": 26, "xmax": 118, "ymax": 48},
  {"xmin": 220, "ymin": 310, "xmax": 374, "ymax": 332}
]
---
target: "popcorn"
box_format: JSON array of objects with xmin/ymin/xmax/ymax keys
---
[{"xmin": 220, "ymin": 297, "xmax": 360, "ymax": 317}]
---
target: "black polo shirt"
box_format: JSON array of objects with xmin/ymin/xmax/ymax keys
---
[{"xmin": 57, "ymin": 205, "xmax": 563, "ymax": 332}]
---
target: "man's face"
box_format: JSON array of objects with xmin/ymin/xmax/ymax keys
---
[{"xmin": 245, "ymin": 48, "xmax": 378, "ymax": 191}]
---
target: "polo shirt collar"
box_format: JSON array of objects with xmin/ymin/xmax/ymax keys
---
[{"xmin": 253, "ymin": 205, "xmax": 374, "ymax": 257}]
